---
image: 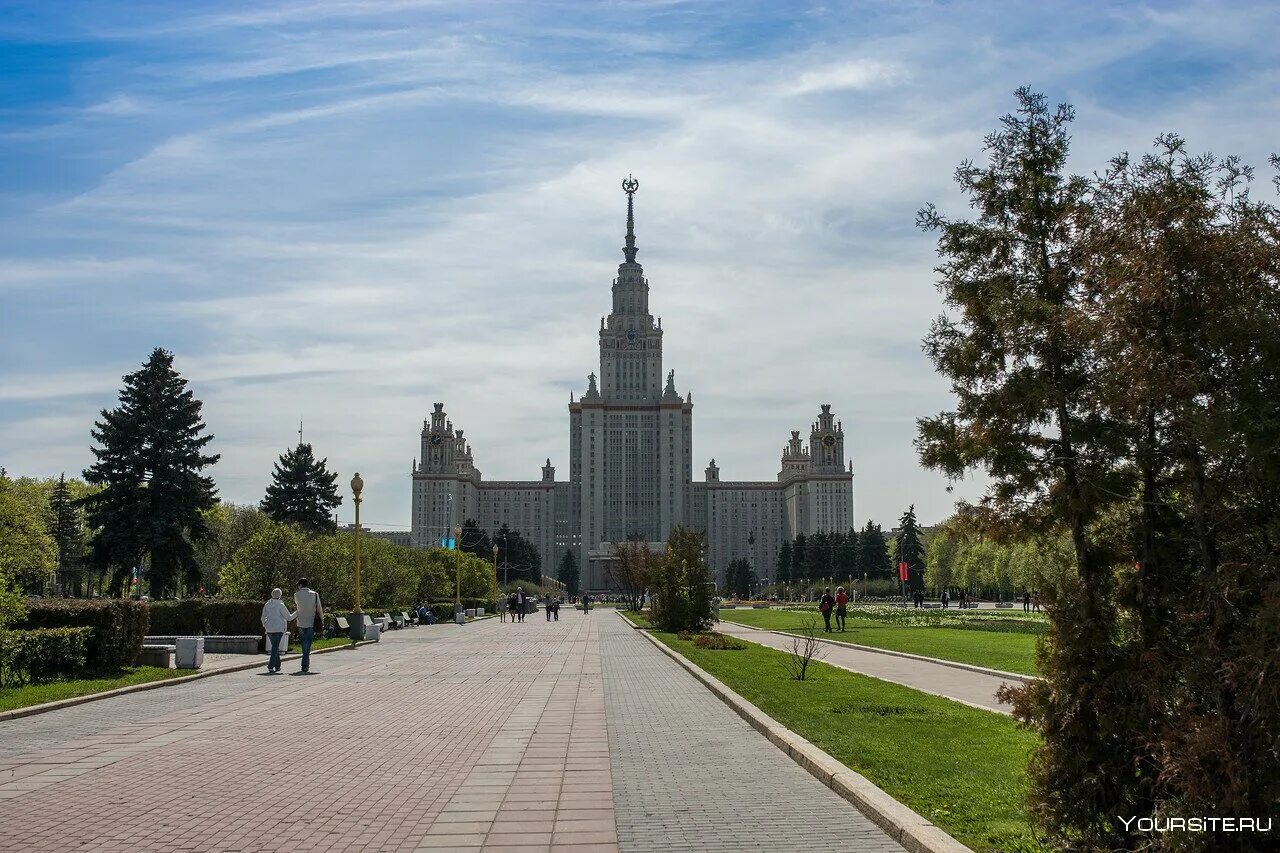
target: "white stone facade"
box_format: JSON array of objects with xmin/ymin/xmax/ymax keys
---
[{"xmin": 409, "ymin": 179, "xmax": 853, "ymax": 590}]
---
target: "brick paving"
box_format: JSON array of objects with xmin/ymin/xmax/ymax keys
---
[
  {"xmin": 0, "ymin": 616, "xmax": 614, "ymax": 852},
  {"xmin": 715, "ymin": 621, "xmax": 1015, "ymax": 714},
  {"xmin": 0, "ymin": 612, "xmax": 910, "ymax": 852},
  {"xmin": 599, "ymin": 616, "xmax": 903, "ymax": 853}
]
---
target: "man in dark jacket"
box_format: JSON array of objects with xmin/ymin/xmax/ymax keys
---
[{"xmin": 819, "ymin": 588, "xmax": 835, "ymax": 633}]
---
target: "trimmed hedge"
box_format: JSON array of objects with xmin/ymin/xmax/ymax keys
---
[
  {"xmin": 203, "ymin": 600, "xmax": 263, "ymax": 636},
  {"xmin": 0, "ymin": 627, "xmax": 92, "ymax": 686},
  {"xmin": 148, "ymin": 599, "xmax": 204, "ymax": 635},
  {"xmin": 18, "ymin": 599, "xmax": 148, "ymax": 673}
]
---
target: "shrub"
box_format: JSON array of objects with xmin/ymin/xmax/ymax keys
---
[
  {"xmin": 203, "ymin": 599, "xmax": 263, "ymax": 636},
  {"xmin": 0, "ymin": 627, "xmax": 92, "ymax": 686},
  {"xmin": 148, "ymin": 599, "xmax": 205, "ymax": 635},
  {"xmin": 18, "ymin": 599, "xmax": 148, "ymax": 673},
  {"xmin": 692, "ymin": 633, "xmax": 746, "ymax": 650}
]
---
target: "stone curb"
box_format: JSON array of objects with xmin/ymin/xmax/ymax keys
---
[
  {"xmin": 634, "ymin": 621, "xmax": 973, "ymax": 853},
  {"xmin": 616, "ymin": 611, "xmax": 644, "ymax": 629},
  {"xmin": 722, "ymin": 620, "xmax": 1040, "ymax": 683},
  {"xmin": 0, "ymin": 639, "xmax": 376, "ymax": 723}
]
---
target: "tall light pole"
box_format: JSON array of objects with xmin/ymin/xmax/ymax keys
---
[
  {"xmin": 492, "ymin": 543, "xmax": 499, "ymax": 594},
  {"xmin": 454, "ymin": 525, "xmax": 463, "ymax": 606},
  {"xmin": 350, "ymin": 473, "xmax": 364, "ymax": 643}
]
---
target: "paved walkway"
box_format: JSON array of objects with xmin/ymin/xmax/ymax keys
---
[
  {"xmin": 0, "ymin": 611, "xmax": 903, "ymax": 852},
  {"xmin": 599, "ymin": 616, "xmax": 900, "ymax": 852},
  {"xmin": 715, "ymin": 621, "xmax": 1015, "ymax": 714}
]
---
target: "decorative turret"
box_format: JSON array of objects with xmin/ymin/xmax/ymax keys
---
[
  {"xmin": 542, "ymin": 458, "xmax": 556, "ymax": 482},
  {"xmin": 662, "ymin": 369, "xmax": 682, "ymax": 402},
  {"xmin": 705, "ymin": 458, "xmax": 720, "ymax": 482}
]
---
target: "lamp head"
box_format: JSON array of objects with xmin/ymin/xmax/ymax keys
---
[{"xmin": 351, "ymin": 472, "xmax": 364, "ymax": 495}]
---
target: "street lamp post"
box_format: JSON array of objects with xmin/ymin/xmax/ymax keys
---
[
  {"xmin": 350, "ymin": 473, "xmax": 364, "ymax": 643},
  {"xmin": 453, "ymin": 525, "xmax": 463, "ymax": 622}
]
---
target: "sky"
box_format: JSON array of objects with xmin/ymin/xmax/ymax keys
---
[{"xmin": 1, "ymin": 0, "xmax": 1278, "ymax": 532}]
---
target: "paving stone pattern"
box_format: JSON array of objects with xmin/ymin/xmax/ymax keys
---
[
  {"xmin": 599, "ymin": 616, "xmax": 904, "ymax": 853},
  {"xmin": 0, "ymin": 617, "xmax": 617, "ymax": 852}
]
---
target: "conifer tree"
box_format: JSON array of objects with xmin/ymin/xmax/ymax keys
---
[
  {"xmin": 897, "ymin": 505, "xmax": 926, "ymax": 592},
  {"xmin": 260, "ymin": 442, "xmax": 342, "ymax": 534},
  {"xmin": 48, "ymin": 473, "xmax": 84, "ymax": 593},
  {"xmin": 82, "ymin": 348, "xmax": 219, "ymax": 598},
  {"xmin": 556, "ymin": 549, "xmax": 579, "ymax": 596},
  {"xmin": 775, "ymin": 540, "xmax": 792, "ymax": 584},
  {"xmin": 856, "ymin": 521, "xmax": 893, "ymax": 579}
]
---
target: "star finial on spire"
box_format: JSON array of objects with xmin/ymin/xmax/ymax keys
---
[{"xmin": 622, "ymin": 174, "xmax": 639, "ymax": 264}]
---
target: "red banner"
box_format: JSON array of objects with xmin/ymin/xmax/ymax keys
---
[{"xmin": 898, "ymin": 561, "xmax": 909, "ymax": 582}]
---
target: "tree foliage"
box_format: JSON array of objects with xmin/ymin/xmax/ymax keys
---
[
  {"xmin": 649, "ymin": 526, "xmax": 713, "ymax": 632},
  {"xmin": 897, "ymin": 505, "xmax": 926, "ymax": 592},
  {"xmin": 919, "ymin": 88, "xmax": 1280, "ymax": 850},
  {"xmin": 81, "ymin": 348, "xmax": 219, "ymax": 598},
  {"xmin": 556, "ymin": 549, "xmax": 579, "ymax": 596},
  {"xmin": 259, "ymin": 442, "xmax": 342, "ymax": 534},
  {"xmin": 725, "ymin": 557, "xmax": 754, "ymax": 598}
]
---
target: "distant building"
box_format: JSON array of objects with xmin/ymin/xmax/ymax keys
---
[
  {"xmin": 339, "ymin": 524, "xmax": 411, "ymax": 549},
  {"xmin": 410, "ymin": 178, "xmax": 853, "ymax": 590}
]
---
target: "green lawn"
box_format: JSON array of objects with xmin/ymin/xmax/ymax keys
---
[
  {"xmin": 719, "ymin": 608, "xmax": 1041, "ymax": 675},
  {"xmin": 653, "ymin": 630, "xmax": 1039, "ymax": 852},
  {"xmin": 0, "ymin": 666, "xmax": 184, "ymax": 713}
]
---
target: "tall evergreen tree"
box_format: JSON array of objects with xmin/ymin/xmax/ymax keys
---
[
  {"xmin": 791, "ymin": 533, "xmax": 808, "ymax": 583},
  {"xmin": 897, "ymin": 505, "xmax": 926, "ymax": 592},
  {"xmin": 459, "ymin": 518, "xmax": 493, "ymax": 562},
  {"xmin": 82, "ymin": 348, "xmax": 219, "ymax": 598},
  {"xmin": 725, "ymin": 557, "xmax": 754, "ymax": 599},
  {"xmin": 493, "ymin": 524, "xmax": 541, "ymax": 584},
  {"xmin": 856, "ymin": 521, "xmax": 893, "ymax": 579},
  {"xmin": 775, "ymin": 540, "xmax": 792, "ymax": 584},
  {"xmin": 260, "ymin": 442, "xmax": 342, "ymax": 534},
  {"xmin": 48, "ymin": 473, "xmax": 84, "ymax": 594},
  {"xmin": 556, "ymin": 549, "xmax": 579, "ymax": 596}
]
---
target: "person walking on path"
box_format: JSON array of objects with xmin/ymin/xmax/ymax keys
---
[
  {"xmin": 499, "ymin": 594, "xmax": 508, "ymax": 623},
  {"xmin": 545, "ymin": 594, "xmax": 555, "ymax": 621},
  {"xmin": 834, "ymin": 586, "xmax": 849, "ymax": 632},
  {"xmin": 819, "ymin": 588, "xmax": 835, "ymax": 633},
  {"xmin": 581, "ymin": 593, "xmax": 591, "ymax": 614},
  {"xmin": 940, "ymin": 589, "xmax": 949, "ymax": 609},
  {"xmin": 260, "ymin": 588, "xmax": 294, "ymax": 674},
  {"xmin": 515, "ymin": 587, "xmax": 527, "ymax": 623},
  {"xmin": 293, "ymin": 578, "xmax": 323, "ymax": 674},
  {"xmin": 1022, "ymin": 589, "xmax": 1031, "ymax": 613}
]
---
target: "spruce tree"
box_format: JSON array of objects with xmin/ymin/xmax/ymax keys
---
[
  {"xmin": 897, "ymin": 505, "xmax": 926, "ymax": 592},
  {"xmin": 48, "ymin": 473, "xmax": 84, "ymax": 593},
  {"xmin": 556, "ymin": 549, "xmax": 579, "ymax": 596},
  {"xmin": 775, "ymin": 540, "xmax": 792, "ymax": 584},
  {"xmin": 82, "ymin": 348, "xmax": 219, "ymax": 598},
  {"xmin": 260, "ymin": 442, "xmax": 342, "ymax": 534},
  {"xmin": 857, "ymin": 521, "xmax": 893, "ymax": 580}
]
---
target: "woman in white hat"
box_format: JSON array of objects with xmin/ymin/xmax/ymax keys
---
[{"xmin": 260, "ymin": 588, "xmax": 295, "ymax": 674}]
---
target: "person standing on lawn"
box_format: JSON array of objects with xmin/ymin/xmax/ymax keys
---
[
  {"xmin": 834, "ymin": 586, "xmax": 849, "ymax": 632},
  {"xmin": 819, "ymin": 588, "xmax": 835, "ymax": 633},
  {"xmin": 293, "ymin": 578, "xmax": 323, "ymax": 674},
  {"xmin": 260, "ymin": 588, "xmax": 294, "ymax": 674}
]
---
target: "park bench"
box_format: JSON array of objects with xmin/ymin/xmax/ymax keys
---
[
  {"xmin": 145, "ymin": 634, "xmax": 259, "ymax": 655},
  {"xmin": 332, "ymin": 615, "xmax": 350, "ymax": 638},
  {"xmin": 390, "ymin": 612, "xmax": 405, "ymax": 629},
  {"xmin": 137, "ymin": 644, "xmax": 175, "ymax": 668},
  {"xmin": 401, "ymin": 611, "xmax": 415, "ymax": 627},
  {"xmin": 356, "ymin": 614, "xmax": 380, "ymax": 641}
]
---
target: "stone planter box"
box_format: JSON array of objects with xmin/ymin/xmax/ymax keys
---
[
  {"xmin": 145, "ymin": 635, "xmax": 259, "ymax": 655},
  {"xmin": 363, "ymin": 621, "xmax": 382, "ymax": 641},
  {"xmin": 175, "ymin": 637, "xmax": 204, "ymax": 669},
  {"xmin": 137, "ymin": 644, "xmax": 175, "ymax": 668}
]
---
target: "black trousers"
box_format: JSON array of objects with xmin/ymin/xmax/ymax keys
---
[{"xmin": 821, "ymin": 610, "xmax": 832, "ymax": 632}]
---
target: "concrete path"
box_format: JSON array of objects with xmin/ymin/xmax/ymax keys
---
[
  {"xmin": 598, "ymin": 615, "xmax": 902, "ymax": 853},
  {"xmin": 715, "ymin": 621, "xmax": 1016, "ymax": 714},
  {"xmin": 0, "ymin": 611, "xmax": 904, "ymax": 852}
]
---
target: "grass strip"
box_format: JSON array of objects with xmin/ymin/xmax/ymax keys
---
[
  {"xmin": 652, "ymin": 630, "xmax": 1039, "ymax": 853},
  {"xmin": 0, "ymin": 666, "xmax": 184, "ymax": 712},
  {"xmin": 720, "ymin": 608, "xmax": 1040, "ymax": 675}
]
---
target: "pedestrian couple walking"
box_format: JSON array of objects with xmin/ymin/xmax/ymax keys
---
[
  {"xmin": 260, "ymin": 578, "xmax": 324, "ymax": 675},
  {"xmin": 818, "ymin": 587, "xmax": 849, "ymax": 633}
]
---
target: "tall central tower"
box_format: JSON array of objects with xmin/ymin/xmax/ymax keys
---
[
  {"xmin": 569, "ymin": 176, "xmax": 694, "ymax": 588},
  {"xmin": 599, "ymin": 175, "xmax": 663, "ymax": 401}
]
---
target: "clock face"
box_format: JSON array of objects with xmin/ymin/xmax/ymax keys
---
[
  {"xmin": 626, "ymin": 328, "xmax": 638, "ymax": 346},
  {"xmin": 430, "ymin": 435, "xmax": 443, "ymax": 447},
  {"xmin": 822, "ymin": 434, "xmax": 836, "ymax": 448}
]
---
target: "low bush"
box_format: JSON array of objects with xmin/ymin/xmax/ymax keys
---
[
  {"xmin": 692, "ymin": 633, "xmax": 746, "ymax": 650},
  {"xmin": 18, "ymin": 599, "xmax": 148, "ymax": 673},
  {"xmin": 0, "ymin": 627, "xmax": 92, "ymax": 686},
  {"xmin": 203, "ymin": 600, "xmax": 263, "ymax": 636},
  {"xmin": 148, "ymin": 599, "xmax": 205, "ymax": 635}
]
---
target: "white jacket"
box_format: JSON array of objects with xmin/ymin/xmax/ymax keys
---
[
  {"xmin": 294, "ymin": 587, "xmax": 323, "ymax": 629},
  {"xmin": 261, "ymin": 599, "xmax": 294, "ymax": 634}
]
